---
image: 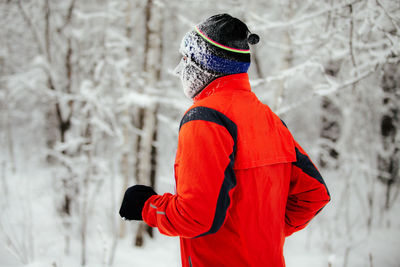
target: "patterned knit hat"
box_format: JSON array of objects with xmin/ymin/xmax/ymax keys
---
[{"xmin": 180, "ymin": 13, "xmax": 260, "ymax": 75}]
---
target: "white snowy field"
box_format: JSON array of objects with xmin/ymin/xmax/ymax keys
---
[
  {"xmin": 1, "ymin": 156, "xmax": 400, "ymax": 267},
  {"xmin": 3, "ymin": 228, "xmax": 399, "ymax": 267}
]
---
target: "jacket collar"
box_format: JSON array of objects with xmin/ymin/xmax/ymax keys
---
[{"xmin": 193, "ymin": 73, "xmax": 251, "ymax": 103}]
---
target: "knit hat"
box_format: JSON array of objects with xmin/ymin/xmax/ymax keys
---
[
  {"xmin": 180, "ymin": 14, "xmax": 259, "ymax": 75},
  {"xmin": 175, "ymin": 14, "xmax": 259, "ymax": 98}
]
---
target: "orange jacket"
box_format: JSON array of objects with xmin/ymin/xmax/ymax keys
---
[{"xmin": 142, "ymin": 73, "xmax": 330, "ymax": 267}]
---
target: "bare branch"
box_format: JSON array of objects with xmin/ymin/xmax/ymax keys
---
[
  {"xmin": 250, "ymin": 0, "xmax": 362, "ymax": 31},
  {"xmin": 16, "ymin": 0, "xmax": 44, "ymax": 55},
  {"xmin": 376, "ymin": 0, "xmax": 400, "ymax": 32},
  {"xmin": 57, "ymin": 0, "xmax": 76, "ymax": 33},
  {"xmin": 276, "ymin": 64, "xmax": 380, "ymax": 115},
  {"xmin": 349, "ymin": 4, "xmax": 358, "ymax": 73},
  {"xmin": 315, "ymin": 64, "xmax": 380, "ymax": 97},
  {"xmin": 45, "ymin": 0, "xmax": 51, "ymax": 63}
]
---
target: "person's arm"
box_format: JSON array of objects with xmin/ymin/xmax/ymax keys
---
[
  {"xmin": 142, "ymin": 106, "xmax": 237, "ymax": 238},
  {"xmin": 285, "ymin": 141, "xmax": 331, "ymax": 236}
]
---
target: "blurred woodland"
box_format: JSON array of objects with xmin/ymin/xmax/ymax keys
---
[{"xmin": 0, "ymin": 0, "xmax": 399, "ymax": 266}]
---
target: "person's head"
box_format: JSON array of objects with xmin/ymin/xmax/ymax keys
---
[{"xmin": 174, "ymin": 14, "xmax": 259, "ymax": 99}]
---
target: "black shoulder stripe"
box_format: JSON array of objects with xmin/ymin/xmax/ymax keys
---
[
  {"xmin": 280, "ymin": 119, "xmax": 288, "ymax": 128},
  {"xmin": 180, "ymin": 106, "xmax": 237, "ymax": 144},
  {"xmin": 293, "ymin": 148, "xmax": 330, "ymax": 197},
  {"xmin": 180, "ymin": 106, "xmax": 238, "ymax": 238}
]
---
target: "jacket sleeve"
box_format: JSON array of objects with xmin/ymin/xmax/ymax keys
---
[
  {"xmin": 142, "ymin": 106, "xmax": 237, "ymax": 238},
  {"xmin": 285, "ymin": 141, "xmax": 331, "ymax": 236}
]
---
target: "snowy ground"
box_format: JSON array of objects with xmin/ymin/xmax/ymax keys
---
[
  {"xmin": 1, "ymin": 145, "xmax": 400, "ymax": 267},
  {"xmin": 2, "ymin": 225, "xmax": 400, "ymax": 267},
  {"xmin": 1, "ymin": 168, "xmax": 400, "ymax": 267}
]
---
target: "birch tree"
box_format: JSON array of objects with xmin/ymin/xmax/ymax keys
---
[{"xmin": 133, "ymin": 0, "xmax": 163, "ymax": 247}]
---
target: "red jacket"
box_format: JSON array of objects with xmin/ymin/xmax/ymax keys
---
[{"xmin": 143, "ymin": 73, "xmax": 330, "ymax": 267}]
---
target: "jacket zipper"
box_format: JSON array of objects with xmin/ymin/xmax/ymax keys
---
[{"xmin": 188, "ymin": 256, "xmax": 193, "ymax": 267}]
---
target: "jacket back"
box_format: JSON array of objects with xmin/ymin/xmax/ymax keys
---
[{"xmin": 142, "ymin": 73, "xmax": 330, "ymax": 267}]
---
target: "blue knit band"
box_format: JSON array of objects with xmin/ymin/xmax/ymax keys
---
[{"xmin": 191, "ymin": 50, "xmax": 250, "ymax": 74}]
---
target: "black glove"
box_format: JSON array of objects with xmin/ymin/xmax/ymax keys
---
[{"xmin": 119, "ymin": 185, "xmax": 157, "ymax": 221}]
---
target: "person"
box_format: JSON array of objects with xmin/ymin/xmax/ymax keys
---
[{"xmin": 119, "ymin": 14, "xmax": 331, "ymax": 267}]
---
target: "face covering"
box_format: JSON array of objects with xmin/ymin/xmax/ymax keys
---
[
  {"xmin": 173, "ymin": 56, "xmax": 219, "ymax": 99},
  {"xmin": 173, "ymin": 30, "xmax": 222, "ymax": 99}
]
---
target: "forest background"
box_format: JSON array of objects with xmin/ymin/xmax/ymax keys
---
[{"xmin": 0, "ymin": 0, "xmax": 399, "ymax": 266}]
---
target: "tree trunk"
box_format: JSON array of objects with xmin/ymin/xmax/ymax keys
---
[
  {"xmin": 119, "ymin": 0, "xmax": 135, "ymax": 239},
  {"xmin": 378, "ymin": 58, "xmax": 400, "ymax": 210},
  {"xmin": 318, "ymin": 60, "xmax": 342, "ymax": 169},
  {"xmin": 134, "ymin": 0, "xmax": 163, "ymax": 247},
  {"xmin": 42, "ymin": 0, "xmax": 77, "ymax": 255},
  {"xmin": 319, "ymin": 96, "xmax": 341, "ymax": 169}
]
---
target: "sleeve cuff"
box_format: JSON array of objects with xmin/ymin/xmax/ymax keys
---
[{"xmin": 142, "ymin": 195, "xmax": 159, "ymax": 227}]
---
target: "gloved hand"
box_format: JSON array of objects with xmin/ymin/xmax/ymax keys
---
[{"xmin": 119, "ymin": 185, "xmax": 157, "ymax": 221}]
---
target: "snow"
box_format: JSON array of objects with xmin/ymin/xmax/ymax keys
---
[
  {"xmin": 1, "ymin": 158, "xmax": 400, "ymax": 267},
  {"xmin": 1, "ymin": 0, "xmax": 399, "ymax": 266}
]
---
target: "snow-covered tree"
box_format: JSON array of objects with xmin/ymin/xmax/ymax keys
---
[{"xmin": 0, "ymin": 0, "xmax": 399, "ymax": 266}]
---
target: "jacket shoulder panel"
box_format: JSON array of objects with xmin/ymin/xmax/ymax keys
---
[{"xmin": 194, "ymin": 91, "xmax": 296, "ymax": 169}]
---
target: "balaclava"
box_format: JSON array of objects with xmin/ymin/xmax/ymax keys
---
[{"xmin": 174, "ymin": 14, "xmax": 260, "ymax": 99}]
